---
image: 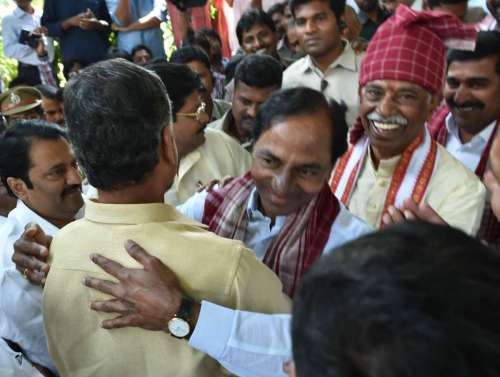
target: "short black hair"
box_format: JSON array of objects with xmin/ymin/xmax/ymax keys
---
[
  {"xmin": 62, "ymin": 59, "xmax": 86, "ymax": 80},
  {"xmin": 289, "ymin": 0, "xmax": 346, "ymax": 22},
  {"xmin": 292, "ymin": 222, "xmax": 500, "ymax": 377},
  {"xmin": 236, "ymin": 9, "xmax": 276, "ymax": 45},
  {"xmin": 107, "ymin": 47, "xmax": 131, "ymax": 61},
  {"xmin": 267, "ymin": 2, "xmax": 286, "ymax": 18},
  {"xmin": 0, "ymin": 120, "xmax": 67, "ymax": 196},
  {"xmin": 170, "ymin": 45, "xmax": 212, "ymax": 71},
  {"xmin": 447, "ymin": 31, "xmax": 500, "ymax": 75},
  {"xmin": 131, "ymin": 44, "xmax": 153, "ymax": 58},
  {"xmin": 63, "ymin": 59, "xmax": 171, "ymax": 190},
  {"xmin": 145, "ymin": 61, "xmax": 204, "ymax": 120},
  {"xmin": 199, "ymin": 27, "xmax": 222, "ymax": 44},
  {"xmin": 234, "ymin": 53, "xmax": 283, "ymax": 90},
  {"xmin": 182, "ymin": 29, "xmax": 212, "ymax": 56},
  {"xmin": 254, "ymin": 87, "xmax": 347, "ymax": 165}
]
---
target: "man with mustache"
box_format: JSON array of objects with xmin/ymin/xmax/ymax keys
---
[
  {"xmin": 282, "ymin": 0, "xmax": 364, "ymax": 127},
  {"xmin": 330, "ymin": 6, "xmax": 485, "ymax": 235},
  {"xmin": 0, "ymin": 120, "xmax": 83, "ymax": 376},
  {"xmin": 209, "ymin": 53, "xmax": 283, "ymax": 149},
  {"xmin": 427, "ymin": 31, "xmax": 500, "ymax": 248}
]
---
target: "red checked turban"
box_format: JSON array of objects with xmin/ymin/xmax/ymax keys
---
[{"xmin": 359, "ymin": 5, "xmax": 477, "ymax": 95}]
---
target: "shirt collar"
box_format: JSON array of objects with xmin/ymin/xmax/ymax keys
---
[
  {"xmin": 13, "ymin": 7, "xmax": 27, "ymax": 18},
  {"xmin": 8, "ymin": 200, "xmax": 60, "ymax": 237},
  {"xmin": 303, "ymin": 41, "xmax": 358, "ymax": 74},
  {"xmin": 246, "ymin": 187, "xmax": 287, "ymax": 226},
  {"xmin": 445, "ymin": 113, "xmax": 497, "ymax": 146},
  {"xmin": 84, "ymin": 199, "xmax": 200, "ymax": 226}
]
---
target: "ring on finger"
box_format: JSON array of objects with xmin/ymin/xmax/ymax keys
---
[{"xmin": 22, "ymin": 268, "xmax": 29, "ymax": 279}]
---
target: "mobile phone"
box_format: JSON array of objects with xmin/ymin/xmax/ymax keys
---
[{"xmin": 19, "ymin": 30, "xmax": 42, "ymax": 49}]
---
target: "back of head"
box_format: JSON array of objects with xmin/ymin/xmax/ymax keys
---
[
  {"xmin": 289, "ymin": 0, "xmax": 346, "ymax": 22},
  {"xmin": 63, "ymin": 59, "xmax": 170, "ymax": 190},
  {"xmin": 254, "ymin": 87, "xmax": 347, "ymax": 164},
  {"xmin": 0, "ymin": 120, "xmax": 67, "ymax": 196},
  {"xmin": 292, "ymin": 222, "xmax": 500, "ymax": 377},
  {"xmin": 182, "ymin": 29, "xmax": 212, "ymax": 55},
  {"xmin": 107, "ymin": 47, "xmax": 132, "ymax": 61},
  {"xmin": 234, "ymin": 53, "xmax": 283, "ymax": 89},
  {"xmin": 268, "ymin": 2, "xmax": 285, "ymax": 17},
  {"xmin": 145, "ymin": 61, "xmax": 204, "ymax": 117},
  {"xmin": 236, "ymin": 9, "xmax": 276, "ymax": 45},
  {"xmin": 447, "ymin": 30, "xmax": 500, "ymax": 74},
  {"xmin": 170, "ymin": 45, "xmax": 212, "ymax": 70}
]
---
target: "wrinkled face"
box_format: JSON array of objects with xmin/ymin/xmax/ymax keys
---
[
  {"xmin": 20, "ymin": 138, "xmax": 83, "ymax": 223},
  {"xmin": 173, "ymin": 91, "xmax": 209, "ymax": 158},
  {"xmin": 186, "ymin": 60, "xmax": 214, "ymax": 94},
  {"xmin": 355, "ymin": 0, "xmax": 379, "ymax": 13},
  {"xmin": 241, "ymin": 23, "xmax": 278, "ymax": 57},
  {"xmin": 132, "ymin": 49, "xmax": 151, "ymax": 65},
  {"xmin": 41, "ymin": 97, "xmax": 64, "ymax": 126},
  {"xmin": 487, "ymin": 0, "xmax": 500, "ymax": 22},
  {"xmin": 294, "ymin": 0, "xmax": 342, "ymax": 59},
  {"xmin": 360, "ymin": 80, "xmax": 437, "ymax": 159},
  {"xmin": 445, "ymin": 56, "xmax": 500, "ymax": 137},
  {"xmin": 232, "ymin": 82, "xmax": 279, "ymax": 141},
  {"xmin": 251, "ymin": 110, "xmax": 333, "ymax": 218}
]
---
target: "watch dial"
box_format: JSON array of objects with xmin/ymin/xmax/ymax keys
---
[{"xmin": 168, "ymin": 318, "xmax": 190, "ymax": 337}]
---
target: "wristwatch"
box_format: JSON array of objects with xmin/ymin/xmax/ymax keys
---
[{"xmin": 167, "ymin": 297, "xmax": 194, "ymax": 339}]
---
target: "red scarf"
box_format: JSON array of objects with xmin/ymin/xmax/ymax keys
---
[
  {"xmin": 202, "ymin": 172, "xmax": 340, "ymax": 297},
  {"xmin": 428, "ymin": 105, "xmax": 500, "ymax": 248}
]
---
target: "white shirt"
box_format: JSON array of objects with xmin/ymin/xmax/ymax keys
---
[
  {"xmin": 0, "ymin": 200, "xmax": 61, "ymax": 374},
  {"xmin": 1, "ymin": 6, "xmax": 54, "ymax": 65},
  {"xmin": 444, "ymin": 114, "xmax": 497, "ymax": 172},
  {"xmin": 0, "ymin": 339, "xmax": 45, "ymax": 377},
  {"xmin": 180, "ymin": 187, "xmax": 373, "ymax": 377}
]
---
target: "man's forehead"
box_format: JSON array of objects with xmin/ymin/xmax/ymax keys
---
[
  {"xmin": 245, "ymin": 23, "xmax": 273, "ymax": 35},
  {"xmin": 294, "ymin": 0, "xmax": 332, "ymax": 16},
  {"xmin": 363, "ymin": 80, "xmax": 427, "ymax": 92},
  {"xmin": 447, "ymin": 56, "xmax": 499, "ymax": 76},
  {"xmin": 236, "ymin": 82, "xmax": 278, "ymax": 98}
]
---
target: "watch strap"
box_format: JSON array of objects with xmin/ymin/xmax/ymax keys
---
[{"xmin": 176, "ymin": 297, "xmax": 194, "ymax": 321}]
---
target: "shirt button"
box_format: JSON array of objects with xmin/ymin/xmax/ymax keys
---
[{"xmin": 377, "ymin": 179, "xmax": 387, "ymax": 187}]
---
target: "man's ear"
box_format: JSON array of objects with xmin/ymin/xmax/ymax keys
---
[
  {"xmin": 160, "ymin": 125, "xmax": 178, "ymax": 168},
  {"xmin": 6, "ymin": 177, "xmax": 29, "ymax": 201}
]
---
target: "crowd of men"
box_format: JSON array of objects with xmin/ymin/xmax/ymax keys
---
[{"xmin": 0, "ymin": 0, "xmax": 500, "ymax": 376}]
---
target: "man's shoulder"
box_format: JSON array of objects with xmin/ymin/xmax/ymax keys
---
[{"xmin": 283, "ymin": 56, "xmax": 309, "ymax": 80}]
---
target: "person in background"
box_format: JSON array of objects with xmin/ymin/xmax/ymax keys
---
[
  {"xmin": 130, "ymin": 43, "xmax": 153, "ymax": 65},
  {"xmin": 267, "ymin": 2, "xmax": 287, "ymax": 40},
  {"xmin": 424, "ymin": 0, "xmax": 486, "ymax": 23},
  {"xmin": 2, "ymin": 0, "xmax": 56, "ymax": 87},
  {"xmin": 35, "ymin": 84, "xmax": 64, "ymax": 127},
  {"xmin": 0, "ymin": 86, "xmax": 43, "ymax": 127},
  {"xmin": 354, "ymin": 0, "xmax": 391, "ymax": 42}
]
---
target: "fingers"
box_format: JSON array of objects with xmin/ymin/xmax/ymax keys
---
[
  {"xmin": 418, "ymin": 201, "xmax": 446, "ymax": 225},
  {"xmin": 83, "ymin": 275, "xmax": 123, "ymax": 298},
  {"xmin": 124, "ymin": 240, "xmax": 155, "ymax": 268},
  {"xmin": 101, "ymin": 314, "xmax": 143, "ymax": 329},
  {"xmin": 23, "ymin": 222, "xmax": 52, "ymax": 251},
  {"xmin": 89, "ymin": 254, "xmax": 129, "ymax": 281},
  {"xmin": 13, "ymin": 251, "xmax": 50, "ymax": 274},
  {"xmin": 90, "ymin": 298, "xmax": 135, "ymax": 314},
  {"xmin": 382, "ymin": 206, "xmax": 405, "ymax": 226}
]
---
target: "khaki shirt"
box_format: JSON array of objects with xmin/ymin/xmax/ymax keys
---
[
  {"xmin": 208, "ymin": 111, "xmax": 253, "ymax": 151},
  {"xmin": 348, "ymin": 144, "xmax": 486, "ymax": 235},
  {"xmin": 282, "ymin": 42, "xmax": 363, "ymax": 127},
  {"xmin": 211, "ymin": 98, "xmax": 231, "ymax": 122},
  {"xmin": 165, "ymin": 128, "xmax": 251, "ymax": 206},
  {"xmin": 43, "ymin": 201, "xmax": 290, "ymax": 377}
]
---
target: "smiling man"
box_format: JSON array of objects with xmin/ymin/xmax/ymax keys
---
[
  {"xmin": 428, "ymin": 31, "xmax": 500, "ymax": 247},
  {"xmin": 330, "ymin": 5, "xmax": 486, "ymax": 235},
  {"xmin": 0, "ymin": 120, "xmax": 83, "ymax": 375}
]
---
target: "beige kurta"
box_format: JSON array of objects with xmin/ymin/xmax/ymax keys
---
[
  {"xmin": 43, "ymin": 201, "xmax": 290, "ymax": 377},
  {"xmin": 347, "ymin": 144, "xmax": 486, "ymax": 235}
]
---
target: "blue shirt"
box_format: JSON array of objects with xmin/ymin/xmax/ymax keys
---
[
  {"xmin": 106, "ymin": 0, "xmax": 165, "ymax": 58},
  {"xmin": 41, "ymin": 0, "xmax": 111, "ymax": 64}
]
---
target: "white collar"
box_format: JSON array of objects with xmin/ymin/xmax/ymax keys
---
[
  {"xmin": 445, "ymin": 113, "xmax": 497, "ymax": 147},
  {"xmin": 246, "ymin": 187, "xmax": 287, "ymax": 227},
  {"xmin": 13, "ymin": 6, "xmax": 36, "ymax": 19}
]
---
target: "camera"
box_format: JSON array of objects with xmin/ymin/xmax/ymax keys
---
[{"xmin": 19, "ymin": 30, "xmax": 42, "ymax": 49}]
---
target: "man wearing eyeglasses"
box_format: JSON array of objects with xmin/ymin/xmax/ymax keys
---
[{"xmin": 146, "ymin": 62, "xmax": 252, "ymax": 206}]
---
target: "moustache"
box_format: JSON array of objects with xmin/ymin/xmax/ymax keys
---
[
  {"xmin": 447, "ymin": 98, "xmax": 485, "ymax": 110},
  {"xmin": 367, "ymin": 112, "xmax": 408, "ymax": 126},
  {"xmin": 62, "ymin": 185, "xmax": 82, "ymax": 197}
]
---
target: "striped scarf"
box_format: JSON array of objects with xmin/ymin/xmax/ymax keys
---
[{"xmin": 202, "ymin": 172, "xmax": 340, "ymax": 297}]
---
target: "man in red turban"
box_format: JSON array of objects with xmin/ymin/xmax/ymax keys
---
[{"xmin": 330, "ymin": 5, "xmax": 486, "ymax": 235}]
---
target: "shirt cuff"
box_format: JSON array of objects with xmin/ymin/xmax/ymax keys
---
[{"xmin": 189, "ymin": 300, "xmax": 235, "ymax": 359}]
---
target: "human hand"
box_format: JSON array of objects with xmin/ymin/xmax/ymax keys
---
[
  {"xmin": 12, "ymin": 223, "xmax": 52, "ymax": 287},
  {"xmin": 32, "ymin": 26, "xmax": 48, "ymax": 35},
  {"xmin": 111, "ymin": 22, "xmax": 127, "ymax": 32},
  {"xmin": 196, "ymin": 176, "xmax": 234, "ymax": 193},
  {"xmin": 83, "ymin": 240, "xmax": 198, "ymax": 331},
  {"xmin": 382, "ymin": 198, "xmax": 447, "ymax": 227},
  {"xmin": 35, "ymin": 38, "xmax": 47, "ymax": 57}
]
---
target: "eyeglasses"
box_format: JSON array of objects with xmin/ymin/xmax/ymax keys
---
[{"xmin": 177, "ymin": 102, "xmax": 207, "ymax": 122}]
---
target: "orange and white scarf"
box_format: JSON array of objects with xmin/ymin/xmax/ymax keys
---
[{"xmin": 330, "ymin": 129, "xmax": 438, "ymax": 227}]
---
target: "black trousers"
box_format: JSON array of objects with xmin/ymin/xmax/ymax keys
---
[{"xmin": 17, "ymin": 62, "xmax": 41, "ymax": 86}]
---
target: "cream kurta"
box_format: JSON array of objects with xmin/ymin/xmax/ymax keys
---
[
  {"xmin": 43, "ymin": 201, "xmax": 290, "ymax": 377},
  {"xmin": 348, "ymin": 144, "xmax": 486, "ymax": 235},
  {"xmin": 282, "ymin": 42, "xmax": 363, "ymax": 127},
  {"xmin": 164, "ymin": 128, "xmax": 251, "ymax": 206}
]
